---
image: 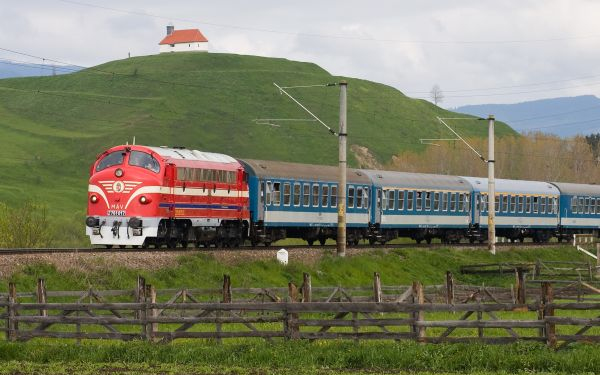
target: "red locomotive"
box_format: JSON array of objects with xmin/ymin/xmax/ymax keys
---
[{"xmin": 86, "ymin": 145, "xmax": 250, "ymax": 248}]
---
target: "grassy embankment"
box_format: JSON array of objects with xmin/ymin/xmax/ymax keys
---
[
  {"xmin": 1, "ymin": 246, "xmax": 599, "ymax": 374},
  {"xmin": 0, "ymin": 52, "xmax": 516, "ymax": 246}
]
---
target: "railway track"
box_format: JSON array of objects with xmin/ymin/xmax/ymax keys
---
[{"xmin": 0, "ymin": 241, "xmax": 566, "ymax": 255}]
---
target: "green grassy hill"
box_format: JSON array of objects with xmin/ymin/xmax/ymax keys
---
[{"xmin": 0, "ymin": 53, "xmax": 516, "ymax": 245}]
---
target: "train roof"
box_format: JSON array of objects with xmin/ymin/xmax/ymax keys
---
[
  {"xmin": 550, "ymin": 182, "xmax": 600, "ymax": 196},
  {"xmin": 240, "ymin": 159, "xmax": 371, "ymax": 184},
  {"xmin": 461, "ymin": 176, "xmax": 560, "ymax": 195},
  {"xmin": 361, "ymin": 170, "xmax": 471, "ymax": 191},
  {"xmin": 146, "ymin": 146, "xmax": 239, "ymax": 164}
]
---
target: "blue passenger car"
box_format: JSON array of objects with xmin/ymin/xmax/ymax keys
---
[
  {"xmin": 361, "ymin": 170, "xmax": 472, "ymax": 244},
  {"xmin": 462, "ymin": 177, "xmax": 559, "ymax": 242},
  {"xmin": 240, "ymin": 159, "xmax": 371, "ymax": 245},
  {"xmin": 551, "ymin": 182, "xmax": 600, "ymax": 240}
]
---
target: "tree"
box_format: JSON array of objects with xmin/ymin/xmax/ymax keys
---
[{"xmin": 430, "ymin": 84, "xmax": 444, "ymax": 106}]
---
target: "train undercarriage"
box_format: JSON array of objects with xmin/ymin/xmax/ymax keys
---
[{"xmin": 103, "ymin": 219, "xmax": 599, "ymax": 249}]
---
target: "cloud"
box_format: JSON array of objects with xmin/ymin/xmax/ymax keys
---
[{"xmin": 2, "ymin": 0, "xmax": 600, "ymax": 107}]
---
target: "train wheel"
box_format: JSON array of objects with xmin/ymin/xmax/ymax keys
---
[
  {"xmin": 319, "ymin": 238, "xmax": 326, "ymax": 246},
  {"xmin": 415, "ymin": 239, "xmax": 422, "ymax": 244},
  {"xmin": 180, "ymin": 241, "xmax": 188, "ymax": 248},
  {"xmin": 369, "ymin": 238, "xmax": 376, "ymax": 245},
  {"xmin": 167, "ymin": 240, "xmax": 177, "ymax": 249},
  {"xmin": 426, "ymin": 238, "xmax": 432, "ymax": 244},
  {"xmin": 264, "ymin": 241, "xmax": 271, "ymax": 247},
  {"xmin": 307, "ymin": 240, "xmax": 314, "ymax": 246},
  {"xmin": 105, "ymin": 245, "xmax": 113, "ymax": 249}
]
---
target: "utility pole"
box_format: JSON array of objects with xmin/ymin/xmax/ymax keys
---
[
  {"xmin": 487, "ymin": 115, "xmax": 496, "ymax": 255},
  {"xmin": 337, "ymin": 81, "xmax": 347, "ymax": 257}
]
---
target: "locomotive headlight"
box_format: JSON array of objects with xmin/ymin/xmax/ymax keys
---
[
  {"xmin": 139, "ymin": 195, "xmax": 151, "ymax": 204},
  {"xmin": 115, "ymin": 168, "xmax": 124, "ymax": 177},
  {"xmin": 90, "ymin": 195, "xmax": 98, "ymax": 203}
]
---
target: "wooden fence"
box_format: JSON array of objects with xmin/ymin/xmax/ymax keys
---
[{"xmin": 2, "ymin": 274, "xmax": 600, "ymax": 347}]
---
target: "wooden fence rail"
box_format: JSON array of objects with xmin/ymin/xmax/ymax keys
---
[{"xmin": 3, "ymin": 275, "xmax": 600, "ymax": 347}]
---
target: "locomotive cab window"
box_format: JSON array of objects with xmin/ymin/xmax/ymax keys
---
[
  {"xmin": 128, "ymin": 151, "xmax": 160, "ymax": 173},
  {"xmin": 96, "ymin": 151, "xmax": 124, "ymax": 172}
]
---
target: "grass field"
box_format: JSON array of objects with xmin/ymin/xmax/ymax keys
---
[
  {"xmin": 0, "ymin": 53, "xmax": 516, "ymax": 246},
  {"xmin": 1, "ymin": 246, "xmax": 599, "ymax": 374}
]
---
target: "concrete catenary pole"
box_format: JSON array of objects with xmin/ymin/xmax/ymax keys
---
[
  {"xmin": 487, "ymin": 115, "xmax": 496, "ymax": 255},
  {"xmin": 337, "ymin": 81, "xmax": 348, "ymax": 257}
]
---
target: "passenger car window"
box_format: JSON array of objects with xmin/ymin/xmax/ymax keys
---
[
  {"xmin": 303, "ymin": 183, "xmax": 310, "ymax": 206},
  {"xmin": 407, "ymin": 191, "xmax": 414, "ymax": 210},
  {"xmin": 272, "ymin": 182, "xmax": 281, "ymax": 205},
  {"xmin": 331, "ymin": 185, "xmax": 337, "ymax": 208},
  {"xmin": 283, "ymin": 182, "xmax": 291, "ymax": 206},
  {"xmin": 96, "ymin": 151, "xmax": 124, "ymax": 172},
  {"xmin": 312, "ymin": 184, "xmax": 319, "ymax": 207},
  {"xmin": 128, "ymin": 151, "xmax": 160, "ymax": 173}
]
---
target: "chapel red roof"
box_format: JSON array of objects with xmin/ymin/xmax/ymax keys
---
[{"xmin": 159, "ymin": 29, "xmax": 208, "ymax": 45}]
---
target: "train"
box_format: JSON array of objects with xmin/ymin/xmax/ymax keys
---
[{"xmin": 85, "ymin": 144, "xmax": 600, "ymax": 248}]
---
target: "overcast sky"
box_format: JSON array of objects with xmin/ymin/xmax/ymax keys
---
[{"xmin": 2, "ymin": 0, "xmax": 600, "ymax": 108}]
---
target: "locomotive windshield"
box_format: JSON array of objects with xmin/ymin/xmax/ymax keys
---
[
  {"xmin": 96, "ymin": 151, "xmax": 124, "ymax": 172},
  {"xmin": 128, "ymin": 151, "xmax": 160, "ymax": 173}
]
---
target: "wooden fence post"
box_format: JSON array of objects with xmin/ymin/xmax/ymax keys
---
[
  {"xmin": 222, "ymin": 274, "xmax": 232, "ymax": 303},
  {"xmin": 542, "ymin": 282, "xmax": 556, "ymax": 348},
  {"xmin": 138, "ymin": 277, "xmax": 146, "ymax": 338},
  {"xmin": 146, "ymin": 284, "xmax": 157, "ymax": 342},
  {"xmin": 445, "ymin": 271, "xmax": 454, "ymax": 305},
  {"xmin": 7, "ymin": 282, "xmax": 17, "ymax": 342},
  {"xmin": 596, "ymin": 243, "xmax": 600, "ymax": 277},
  {"xmin": 412, "ymin": 281, "xmax": 425, "ymax": 342},
  {"xmin": 373, "ymin": 272, "xmax": 382, "ymax": 303},
  {"xmin": 136, "ymin": 276, "xmax": 146, "ymax": 320},
  {"xmin": 288, "ymin": 282, "xmax": 298, "ymax": 302},
  {"xmin": 285, "ymin": 282, "xmax": 299, "ymax": 339},
  {"xmin": 302, "ymin": 273, "xmax": 312, "ymax": 302},
  {"xmin": 36, "ymin": 278, "xmax": 47, "ymax": 317},
  {"xmin": 515, "ymin": 269, "xmax": 526, "ymax": 304}
]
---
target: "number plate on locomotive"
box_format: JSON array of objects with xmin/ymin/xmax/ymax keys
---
[{"xmin": 107, "ymin": 210, "xmax": 126, "ymax": 216}]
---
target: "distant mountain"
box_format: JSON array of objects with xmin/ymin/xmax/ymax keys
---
[
  {"xmin": 0, "ymin": 61, "xmax": 81, "ymax": 79},
  {"xmin": 454, "ymin": 95, "xmax": 600, "ymax": 137}
]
